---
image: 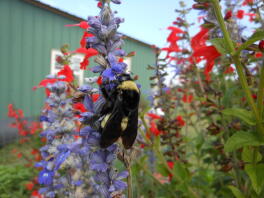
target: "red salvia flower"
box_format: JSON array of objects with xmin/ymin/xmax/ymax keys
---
[
  {"xmin": 92, "ymin": 93, "xmax": 100, "ymax": 102},
  {"xmin": 224, "ymin": 10, "xmax": 233, "ymax": 20},
  {"xmin": 57, "ymin": 65, "xmax": 74, "ymax": 82},
  {"xmin": 255, "ymin": 52, "xmax": 263, "ymax": 58},
  {"xmin": 147, "ymin": 113, "xmax": 162, "ymax": 120},
  {"xmin": 242, "ymin": 0, "xmax": 254, "ymax": 6},
  {"xmin": 80, "ymin": 31, "xmax": 93, "ymax": 48},
  {"xmin": 224, "ymin": 66, "xmax": 235, "ymax": 74},
  {"xmin": 17, "ymin": 152, "xmax": 22, "ymax": 158},
  {"xmin": 97, "ymin": 76, "xmax": 103, "ymax": 85},
  {"xmin": 182, "ymin": 94, "xmax": 193, "ymax": 103},
  {"xmin": 191, "ymin": 27, "xmax": 209, "ymax": 51},
  {"xmin": 236, "ymin": 10, "xmax": 245, "ymax": 19},
  {"xmin": 65, "ymin": 21, "xmax": 89, "ymax": 29},
  {"xmin": 176, "ymin": 116, "xmax": 185, "ymax": 127},
  {"xmin": 192, "ymin": 45, "xmax": 221, "ymax": 80},
  {"xmin": 97, "ymin": 2, "xmax": 103, "ymax": 8},
  {"xmin": 31, "ymin": 190, "xmax": 43, "ymax": 198},
  {"xmin": 259, "ymin": 40, "xmax": 264, "ymax": 52},
  {"xmin": 25, "ymin": 182, "xmax": 34, "ymax": 191},
  {"xmin": 73, "ymin": 48, "xmax": 98, "ymax": 70},
  {"xmin": 150, "ymin": 121, "xmax": 163, "ymax": 136},
  {"xmin": 167, "ymin": 26, "xmax": 184, "ymax": 43},
  {"xmin": 73, "ymin": 103, "xmax": 87, "ymax": 113}
]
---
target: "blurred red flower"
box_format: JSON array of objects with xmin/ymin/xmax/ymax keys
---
[
  {"xmin": 176, "ymin": 116, "xmax": 185, "ymax": 127},
  {"xmin": 236, "ymin": 10, "xmax": 245, "ymax": 19},
  {"xmin": 57, "ymin": 65, "xmax": 74, "ymax": 82},
  {"xmin": 193, "ymin": 45, "xmax": 221, "ymax": 80}
]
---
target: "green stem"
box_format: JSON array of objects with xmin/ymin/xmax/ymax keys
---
[
  {"xmin": 212, "ymin": 0, "xmax": 264, "ymax": 137},
  {"xmin": 127, "ymin": 164, "xmax": 133, "ymax": 198},
  {"xmin": 257, "ymin": 61, "xmax": 264, "ymax": 118}
]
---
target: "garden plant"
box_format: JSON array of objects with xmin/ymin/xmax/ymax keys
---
[{"xmin": 2, "ymin": 0, "xmax": 264, "ymax": 197}]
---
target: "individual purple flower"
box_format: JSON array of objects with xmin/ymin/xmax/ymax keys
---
[{"xmin": 38, "ymin": 169, "xmax": 54, "ymax": 185}]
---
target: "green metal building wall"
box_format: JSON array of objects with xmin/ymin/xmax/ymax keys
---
[{"xmin": 0, "ymin": 0, "xmax": 155, "ymax": 119}]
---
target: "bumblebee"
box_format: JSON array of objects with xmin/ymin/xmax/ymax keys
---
[{"xmin": 98, "ymin": 74, "xmax": 140, "ymax": 149}]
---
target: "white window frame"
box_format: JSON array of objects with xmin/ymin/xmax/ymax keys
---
[
  {"xmin": 50, "ymin": 49, "xmax": 85, "ymax": 85},
  {"xmin": 124, "ymin": 57, "xmax": 132, "ymax": 73}
]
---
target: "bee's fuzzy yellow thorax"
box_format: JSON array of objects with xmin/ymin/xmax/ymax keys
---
[{"xmin": 118, "ymin": 80, "xmax": 139, "ymax": 92}]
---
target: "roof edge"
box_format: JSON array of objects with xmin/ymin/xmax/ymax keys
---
[{"xmin": 22, "ymin": 0, "xmax": 155, "ymax": 48}]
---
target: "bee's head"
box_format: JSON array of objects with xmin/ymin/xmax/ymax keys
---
[{"xmin": 117, "ymin": 73, "xmax": 132, "ymax": 83}]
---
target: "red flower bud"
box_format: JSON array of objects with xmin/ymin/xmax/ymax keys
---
[
  {"xmin": 259, "ymin": 40, "xmax": 264, "ymax": 52},
  {"xmin": 224, "ymin": 10, "xmax": 232, "ymax": 20},
  {"xmin": 192, "ymin": 3, "xmax": 209, "ymax": 10}
]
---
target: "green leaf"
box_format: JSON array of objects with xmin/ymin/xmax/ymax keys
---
[
  {"xmin": 173, "ymin": 162, "xmax": 189, "ymax": 181},
  {"xmin": 209, "ymin": 38, "xmax": 229, "ymax": 54},
  {"xmin": 222, "ymin": 108, "xmax": 256, "ymax": 125},
  {"xmin": 228, "ymin": 186, "xmax": 245, "ymax": 198},
  {"xmin": 157, "ymin": 163, "xmax": 170, "ymax": 177},
  {"xmin": 235, "ymin": 30, "xmax": 264, "ymax": 55},
  {"xmin": 245, "ymin": 164, "xmax": 264, "ymax": 195},
  {"xmin": 242, "ymin": 147, "xmax": 262, "ymax": 163},
  {"xmin": 224, "ymin": 131, "xmax": 264, "ymax": 152}
]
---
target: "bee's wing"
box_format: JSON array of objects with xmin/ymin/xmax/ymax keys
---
[
  {"xmin": 100, "ymin": 100, "xmax": 123, "ymax": 148},
  {"xmin": 121, "ymin": 109, "xmax": 138, "ymax": 149}
]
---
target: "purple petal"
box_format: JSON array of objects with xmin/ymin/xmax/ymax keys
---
[
  {"xmin": 106, "ymin": 153, "xmax": 116, "ymax": 163},
  {"xmin": 90, "ymin": 65, "xmax": 105, "ymax": 73},
  {"xmin": 111, "ymin": 0, "xmax": 121, "ymax": 4},
  {"xmin": 78, "ymin": 85, "xmax": 92, "ymax": 92},
  {"xmin": 108, "ymin": 53, "xmax": 117, "ymax": 66},
  {"xmin": 102, "ymin": 68, "xmax": 116, "ymax": 80},
  {"xmin": 83, "ymin": 95, "xmax": 94, "ymax": 112},
  {"xmin": 111, "ymin": 64, "xmax": 123, "ymax": 73},
  {"xmin": 80, "ymin": 126, "xmax": 95, "ymax": 136},
  {"xmin": 116, "ymin": 171, "xmax": 129, "ymax": 179},
  {"xmin": 113, "ymin": 179, "xmax": 127, "ymax": 190},
  {"xmin": 54, "ymin": 150, "xmax": 71, "ymax": 170},
  {"xmin": 38, "ymin": 169, "xmax": 54, "ymax": 185},
  {"xmin": 113, "ymin": 49, "xmax": 126, "ymax": 57},
  {"xmin": 90, "ymin": 163, "xmax": 109, "ymax": 172}
]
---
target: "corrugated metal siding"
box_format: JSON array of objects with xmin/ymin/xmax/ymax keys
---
[{"xmin": 0, "ymin": 0, "xmax": 155, "ymax": 118}]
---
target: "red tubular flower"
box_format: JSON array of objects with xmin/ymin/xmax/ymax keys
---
[
  {"xmin": 192, "ymin": 45, "xmax": 221, "ymax": 80},
  {"xmin": 97, "ymin": 76, "xmax": 103, "ymax": 85},
  {"xmin": 25, "ymin": 182, "xmax": 34, "ymax": 191},
  {"xmin": 255, "ymin": 52, "xmax": 263, "ymax": 58},
  {"xmin": 167, "ymin": 26, "xmax": 184, "ymax": 43},
  {"xmin": 176, "ymin": 116, "xmax": 185, "ymax": 127},
  {"xmin": 167, "ymin": 161, "xmax": 174, "ymax": 169},
  {"xmin": 57, "ymin": 65, "xmax": 74, "ymax": 82},
  {"xmin": 191, "ymin": 27, "xmax": 209, "ymax": 51},
  {"xmin": 224, "ymin": 66, "xmax": 235, "ymax": 74},
  {"xmin": 92, "ymin": 93, "xmax": 100, "ymax": 102},
  {"xmin": 65, "ymin": 21, "xmax": 89, "ymax": 29},
  {"xmin": 150, "ymin": 121, "xmax": 162, "ymax": 136},
  {"xmin": 236, "ymin": 10, "xmax": 245, "ymax": 19},
  {"xmin": 73, "ymin": 48, "xmax": 98, "ymax": 70},
  {"xmin": 147, "ymin": 113, "xmax": 162, "ymax": 120},
  {"xmin": 73, "ymin": 103, "xmax": 86, "ymax": 113},
  {"xmin": 242, "ymin": 0, "xmax": 254, "ymax": 6},
  {"xmin": 224, "ymin": 10, "xmax": 233, "ymax": 20},
  {"xmin": 182, "ymin": 94, "xmax": 193, "ymax": 103},
  {"xmin": 97, "ymin": 2, "xmax": 103, "ymax": 8},
  {"xmin": 259, "ymin": 40, "xmax": 264, "ymax": 52},
  {"xmin": 80, "ymin": 31, "xmax": 93, "ymax": 48},
  {"xmin": 31, "ymin": 190, "xmax": 43, "ymax": 198}
]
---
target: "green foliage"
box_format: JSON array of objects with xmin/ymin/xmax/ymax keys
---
[
  {"xmin": 245, "ymin": 164, "xmax": 264, "ymax": 195},
  {"xmin": 228, "ymin": 185, "xmax": 245, "ymax": 198},
  {"xmin": 0, "ymin": 165, "xmax": 34, "ymax": 198},
  {"xmin": 235, "ymin": 30, "xmax": 264, "ymax": 55},
  {"xmin": 224, "ymin": 131, "xmax": 264, "ymax": 152},
  {"xmin": 222, "ymin": 108, "xmax": 255, "ymax": 126},
  {"xmin": 210, "ymin": 38, "xmax": 229, "ymax": 54}
]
